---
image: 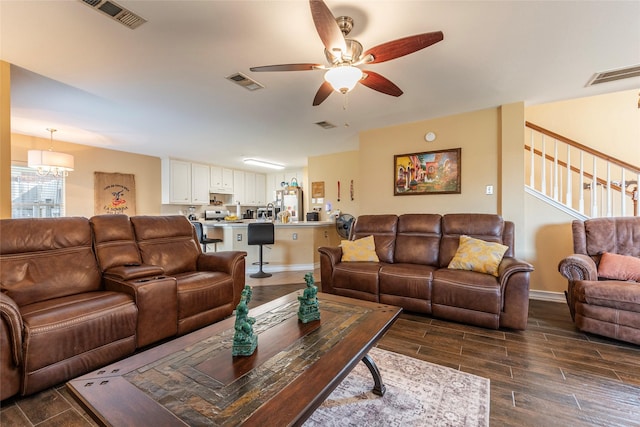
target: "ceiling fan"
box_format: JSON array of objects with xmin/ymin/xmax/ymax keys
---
[{"xmin": 250, "ymin": 0, "xmax": 443, "ymax": 106}]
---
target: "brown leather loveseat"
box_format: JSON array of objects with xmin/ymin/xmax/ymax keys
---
[
  {"xmin": 0, "ymin": 215, "xmax": 246, "ymax": 400},
  {"xmin": 318, "ymin": 213, "xmax": 534, "ymax": 330},
  {"xmin": 558, "ymin": 217, "xmax": 640, "ymax": 345}
]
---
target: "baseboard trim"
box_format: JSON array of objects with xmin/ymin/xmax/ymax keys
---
[{"xmin": 529, "ymin": 290, "xmax": 566, "ymax": 303}]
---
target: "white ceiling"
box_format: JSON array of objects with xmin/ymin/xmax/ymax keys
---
[{"xmin": 2, "ymin": 0, "xmax": 639, "ymax": 170}]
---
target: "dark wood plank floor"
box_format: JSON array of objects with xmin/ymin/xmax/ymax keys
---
[{"xmin": 2, "ymin": 283, "xmax": 639, "ymax": 427}]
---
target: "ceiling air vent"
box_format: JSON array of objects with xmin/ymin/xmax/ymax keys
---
[
  {"xmin": 226, "ymin": 73, "xmax": 264, "ymax": 91},
  {"xmin": 79, "ymin": 0, "xmax": 147, "ymax": 29},
  {"xmin": 315, "ymin": 121, "xmax": 337, "ymax": 130},
  {"xmin": 586, "ymin": 64, "xmax": 640, "ymax": 86}
]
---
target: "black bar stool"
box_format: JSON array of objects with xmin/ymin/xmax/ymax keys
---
[
  {"xmin": 191, "ymin": 221, "xmax": 223, "ymax": 252},
  {"xmin": 248, "ymin": 222, "xmax": 274, "ymax": 278}
]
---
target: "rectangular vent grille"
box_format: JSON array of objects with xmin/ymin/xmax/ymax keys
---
[
  {"xmin": 586, "ymin": 64, "xmax": 640, "ymax": 86},
  {"xmin": 315, "ymin": 121, "xmax": 337, "ymax": 129},
  {"xmin": 226, "ymin": 73, "xmax": 264, "ymax": 91},
  {"xmin": 79, "ymin": 0, "xmax": 147, "ymax": 29}
]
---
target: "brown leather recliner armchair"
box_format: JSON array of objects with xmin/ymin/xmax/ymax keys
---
[
  {"xmin": 0, "ymin": 217, "xmax": 138, "ymax": 400},
  {"xmin": 129, "ymin": 215, "xmax": 247, "ymax": 335},
  {"xmin": 558, "ymin": 217, "xmax": 640, "ymax": 345}
]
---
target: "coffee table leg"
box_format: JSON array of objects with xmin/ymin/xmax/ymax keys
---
[{"xmin": 361, "ymin": 353, "xmax": 386, "ymax": 396}]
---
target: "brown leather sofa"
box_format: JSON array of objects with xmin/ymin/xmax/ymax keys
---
[
  {"xmin": 0, "ymin": 215, "xmax": 246, "ymax": 400},
  {"xmin": 318, "ymin": 213, "xmax": 534, "ymax": 330},
  {"xmin": 558, "ymin": 217, "xmax": 640, "ymax": 345}
]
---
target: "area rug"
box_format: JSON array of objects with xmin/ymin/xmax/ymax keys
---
[{"xmin": 305, "ymin": 347, "xmax": 490, "ymax": 427}]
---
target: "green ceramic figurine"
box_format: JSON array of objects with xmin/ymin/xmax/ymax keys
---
[
  {"xmin": 232, "ymin": 285, "xmax": 257, "ymax": 356},
  {"xmin": 298, "ymin": 272, "xmax": 320, "ymax": 323}
]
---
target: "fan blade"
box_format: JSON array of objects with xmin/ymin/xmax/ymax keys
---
[
  {"xmin": 313, "ymin": 81, "xmax": 333, "ymax": 106},
  {"xmin": 359, "ymin": 71, "xmax": 403, "ymax": 97},
  {"xmin": 250, "ymin": 63, "xmax": 321, "ymax": 72},
  {"xmin": 363, "ymin": 31, "xmax": 443, "ymax": 64},
  {"xmin": 309, "ymin": 0, "xmax": 346, "ymax": 56}
]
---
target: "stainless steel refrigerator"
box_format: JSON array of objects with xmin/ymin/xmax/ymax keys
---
[{"xmin": 276, "ymin": 187, "xmax": 303, "ymax": 221}]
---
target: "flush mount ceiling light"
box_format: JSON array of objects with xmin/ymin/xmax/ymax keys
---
[
  {"xmin": 243, "ymin": 158, "xmax": 285, "ymax": 170},
  {"xmin": 27, "ymin": 128, "xmax": 75, "ymax": 177}
]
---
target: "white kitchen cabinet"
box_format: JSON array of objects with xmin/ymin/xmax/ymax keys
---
[
  {"xmin": 232, "ymin": 170, "xmax": 245, "ymax": 204},
  {"xmin": 244, "ymin": 172, "xmax": 256, "ymax": 204},
  {"xmin": 254, "ymin": 173, "xmax": 266, "ymax": 205},
  {"xmin": 191, "ymin": 163, "xmax": 210, "ymax": 204},
  {"xmin": 210, "ymin": 166, "xmax": 233, "ymax": 194},
  {"xmin": 161, "ymin": 158, "xmax": 210, "ymax": 205}
]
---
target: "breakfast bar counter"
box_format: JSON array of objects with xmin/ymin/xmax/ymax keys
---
[{"xmin": 200, "ymin": 220, "xmax": 341, "ymax": 274}]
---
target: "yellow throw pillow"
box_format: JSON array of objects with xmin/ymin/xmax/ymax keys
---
[
  {"xmin": 448, "ymin": 235, "xmax": 508, "ymax": 277},
  {"xmin": 341, "ymin": 235, "xmax": 380, "ymax": 262}
]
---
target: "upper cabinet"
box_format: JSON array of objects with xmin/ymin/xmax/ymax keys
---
[
  {"xmin": 210, "ymin": 166, "xmax": 233, "ymax": 194},
  {"xmin": 161, "ymin": 159, "xmax": 210, "ymax": 205},
  {"xmin": 231, "ymin": 170, "xmax": 266, "ymax": 205}
]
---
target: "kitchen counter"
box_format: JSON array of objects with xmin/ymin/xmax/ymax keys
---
[{"xmin": 199, "ymin": 220, "xmax": 341, "ymax": 274}]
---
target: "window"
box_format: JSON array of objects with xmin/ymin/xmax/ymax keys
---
[{"xmin": 11, "ymin": 166, "xmax": 65, "ymax": 218}]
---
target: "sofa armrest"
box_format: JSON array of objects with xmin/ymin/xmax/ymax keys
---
[
  {"xmin": 103, "ymin": 264, "xmax": 165, "ymax": 281},
  {"xmin": 104, "ymin": 276, "xmax": 178, "ymax": 347},
  {"xmin": 498, "ymin": 257, "xmax": 534, "ymax": 286},
  {"xmin": 197, "ymin": 251, "xmax": 247, "ymax": 306},
  {"xmin": 0, "ymin": 292, "xmax": 23, "ymax": 366},
  {"xmin": 558, "ymin": 254, "xmax": 598, "ymax": 281},
  {"xmin": 318, "ymin": 246, "xmax": 344, "ymax": 294},
  {"xmin": 197, "ymin": 251, "xmax": 247, "ymax": 275},
  {"xmin": 497, "ymin": 257, "xmax": 534, "ymax": 330}
]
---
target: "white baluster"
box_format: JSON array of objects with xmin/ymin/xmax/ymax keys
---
[
  {"xmin": 579, "ymin": 151, "xmax": 584, "ymax": 214},
  {"xmin": 606, "ymin": 162, "xmax": 612, "ymax": 217},
  {"xmin": 529, "ymin": 131, "xmax": 535, "ymax": 188},
  {"xmin": 591, "ymin": 157, "xmax": 597, "ymax": 217},
  {"xmin": 566, "ymin": 145, "xmax": 572, "ymax": 209},
  {"xmin": 553, "ymin": 139, "xmax": 559, "ymax": 201},
  {"xmin": 541, "ymin": 135, "xmax": 546, "ymax": 196},
  {"xmin": 621, "ymin": 169, "xmax": 626, "ymax": 216}
]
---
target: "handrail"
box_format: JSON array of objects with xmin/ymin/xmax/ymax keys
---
[
  {"xmin": 525, "ymin": 121, "xmax": 640, "ymax": 175},
  {"xmin": 525, "ymin": 121, "xmax": 639, "ymax": 217}
]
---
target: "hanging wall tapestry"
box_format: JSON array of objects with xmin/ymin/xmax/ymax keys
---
[{"xmin": 94, "ymin": 172, "xmax": 136, "ymax": 215}]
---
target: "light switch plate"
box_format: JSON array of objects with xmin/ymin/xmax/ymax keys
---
[{"xmin": 485, "ymin": 185, "xmax": 494, "ymax": 195}]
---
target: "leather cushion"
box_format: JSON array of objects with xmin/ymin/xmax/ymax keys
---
[
  {"xmin": 174, "ymin": 271, "xmax": 234, "ymax": 320},
  {"xmin": 20, "ymin": 291, "xmax": 137, "ymax": 373},
  {"xmin": 432, "ymin": 268, "xmax": 501, "ymax": 314},
  {"xmin": 379, "ymin": 263, "xmax": 434, "ymax": 300}
]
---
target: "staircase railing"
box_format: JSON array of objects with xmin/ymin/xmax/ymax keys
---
[{"xmin": 525, "ymin": 122, "xmax": 639, "ymax": 218}]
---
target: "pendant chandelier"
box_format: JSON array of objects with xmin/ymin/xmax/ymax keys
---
[{"xmin": 27, "ymin": 128, "xmax": 74, "ymax": 177}]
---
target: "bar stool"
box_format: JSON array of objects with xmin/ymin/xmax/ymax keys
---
[
  {"xmin": 248, "ymin": 222, "xmax": 274, "ymax": 278},
  {"xmin": 191, "ymin": 221, "xmax": 223, "ymax": 252}
]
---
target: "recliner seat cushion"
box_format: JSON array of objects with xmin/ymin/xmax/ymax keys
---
[
  {"xmin": 174, "ymin": 271, "xmax": 234, "ymax": 320},
  {"xmin": 379, "ymin": 263, "xmax": 434, "ymax": 313},
  {"xmin": 432, "ymin": 269, "xmax": 501, "ymax": 314},
  {"xmin": 20, "ymin": 291, "xmax": 137, "ymax": 394}
]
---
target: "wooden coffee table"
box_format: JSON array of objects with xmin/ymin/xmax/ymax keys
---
[{"xmin": 67, "ymin": 291, "xmax": 401, "ymax": 426}]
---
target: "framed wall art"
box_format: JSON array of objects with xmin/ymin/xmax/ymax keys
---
[{"xmin": 394, "ymin": 148, "xmax": 461, "ymax": 195}]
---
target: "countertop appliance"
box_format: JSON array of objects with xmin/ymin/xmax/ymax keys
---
[
  {"xmin": 306, "ymin": 212, "xmax": 319, "ymax": 221},
  {"xmin": 204, "ymin": 210, "xmax": 229, "ymax": 221}
]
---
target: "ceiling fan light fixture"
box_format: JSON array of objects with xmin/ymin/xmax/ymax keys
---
[
  {"xmin": 243, "ymin": 158, "xmax": 285, "ymax": 170},
  {"xmin": 324, "ymin": 65, "xmax": 363, "ymax": 94}
]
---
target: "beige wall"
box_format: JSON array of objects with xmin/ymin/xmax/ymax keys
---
[
  {"xmin": 11, "ymin": 133, "xmax": 162, "ymax": 217},
  {"xmin": 1, "ymin": 61, "xmax": 11, "ymax": 219},
  {"xmin": 307, "ymin": 150, "xmax": 360, "ymax": 220},
  {"xmin": 358, "ymin": 107, "xmax": 503, "ymax": 215}
]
